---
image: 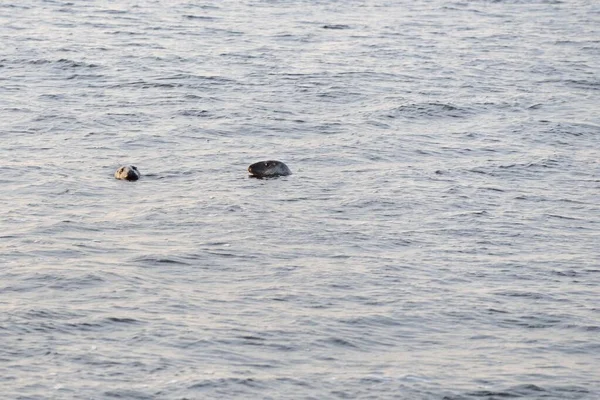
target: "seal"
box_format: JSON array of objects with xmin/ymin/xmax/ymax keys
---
[
  {"xmin": 248, "ymin": 160, "xmax": 291, "ymax": 178},
  {"xmin": 114, "ymin": 165, "xmax": 140, "ymax": 181}
]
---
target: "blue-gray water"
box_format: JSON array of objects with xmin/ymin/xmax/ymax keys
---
[{"xmin": 1, "ymin": 0, "xmax": 599, "ymax": 399}]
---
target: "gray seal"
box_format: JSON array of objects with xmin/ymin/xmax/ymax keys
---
[
  {"xmin": 114, "ymin": 165, "xmax": 140, "ymax": 181},
  {"xmin": 248, "ymin": 160, "xmax": 291, "ymax": 178}
]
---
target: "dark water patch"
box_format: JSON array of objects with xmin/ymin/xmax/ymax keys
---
[
  {"xmin": 464, "ymin": 384, "xmax": 544, "ymax": 398},
  {"xmin": 66, "ymin": 73, "xmax": 106, "ymax": 80},
  {"xmin": 0, "ymin": 4, "xmax": 30, "ymax": 9},
  {"xmin": 316, "ymin": 89, "xmax": 365, "ymax": 104},
  {"xmin": 107, "ymin": 80, "xmax": 182, "ymax": 89},
  {"xmin": 183, "ymin": 14, "xmax": 216, "ymax": 21},
  {"xmin": 106, "ymin": 317, "xmax": 141, "ymax": 324},
  {"xmin": 581, "ymin": 325, "xmax": 600, "ymax": 332},
  {"xmin": 97, "ymin": 9, "xmax": 129, "ymax": 15},
  {"xmin": 236, "ymin": 335, "xmax": 266, "ymax": 342},
  {"xmin": 563, "ymin": 324, "xmax": 600, "ymax": 332},
  {"xmin": 220, "ymin": 51, "xmax": 263, "ymax": 60},
  {"xmin": 181, "ymin": 4, "xmax": 220, "ymax": 11},
  {"xmin": 188, "ymin": 377, "xmax": 263, "ymax": 390},
  {"xmin": 201, "ymin": 27, "xmax": 244, "ymax": 36},
  {"xmin": 21, "ymin": 308, "xmax": 82, "ymax": 321},
  {"xmin": 62, "ymin": 321, "xmax": 110, "ymax": 332},
  {"xmin": 2, "ymin": 313, "xmax": 93, "ymax": 335},
  {"xmin": 322, "ymin": 24, "xmax": 352, "ymax": 30},
  {"xmin": 104, "ymin": 389, "xmax": 153, "ymax": 399},
  {"xmin": 56, "ymin": 58, "xmax": 100, "ymax": 69},
  {"xmin": 23, "ymin": 58, "xmax": 54, "ymax": 66},
  {"xmin": 561, "ymin": 78, "xmax": 600, "ymax": 91},
  {"xmin": 275, "ymin": 377, "xmax": 313, "ymax": 388},
  {"xmin": 551, "ymin": 269, "xmax": 578, "ymax": 277},
  {"xmin": 545, "ymin": 213, "xmax": 582, "ymax": 221},
  {"xmin": 18, "ymin": 58, "xmax": 100, "ymax": 69},
  {"xmin": 497, "ymin": 158, "xmax": 562, "ymax": 169},
  {"xmin": 179, "ymin": 109, "xmax": 211, "ymax": 117},
  {"xmin": 479, "ymin": 187, "xmax": 505, "ymax": 192}
]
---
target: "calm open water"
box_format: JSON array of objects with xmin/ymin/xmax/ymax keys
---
[{"xmin": 1, "ymin": 0, "xmax": 599, "ymax": 399}]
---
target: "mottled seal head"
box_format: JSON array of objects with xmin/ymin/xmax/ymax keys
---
[
  {"xmin": 248, "ymin": 160, "xmax": 291, "ymax": 178},
  {"xmin": 114, "ymin": 165, "xmax": 140, "ymax": 181}
]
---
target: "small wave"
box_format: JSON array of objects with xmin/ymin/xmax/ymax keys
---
[
  {"xmin": 321, "ymin": 337, "xmax": 360, "ymax": 349},
  {"xmin": 131, "ymin": 256, "xmax": 191, "ymax": 265},
  {"xmin": 465, "ymin": 384, "xmax": 544, "ymax": 397},
  {"xmin": 179, "ymin": 109, "xmax": 211, "ymax": 117},
  {"xmin": 494, "ymin": 290, "xmax": 555, "ymax": 300},
  {"xmin": 63, "ymin": 317, "xmax": 141, "ymax": 332},
  {"xmin": 487, "ymin": 308, "xmax": 509, "ymax": 314},
  {"xmin": 56, "ymin": 58, "xmax": 100, "ymax": 69},
  {"xmin": 563, "ymin": 79, "xmax": 600, "ymax": 91},
  {"xmin": 107, "ymin": 30, "xmax": 141, "ymax": 36},
  {"xmin": 500, "ymin": 315, "xmax": 563, "ymax": 329},
  {"xmin": 484, "ymin": 0, "xmax": 563, "ymax": 4},
  {"xmin": 102, "ymin": 389, "xmax": 153, "ymax": 399},
  {"xmin": 385, "ymin": 102, "xmax": 474, "ymax": 120},
  {"xmin": 551, "ymin": 270, "xmax": 577, "ymax": 277},
  {"xmin": 543, "ymin": 122, "xmax": 600, "ymax": 137},
  {"xmin": 341, "ymin": 315, "xmax": 401, "ymax": 327},
  {"xmin": 0, "ymin": 4, "xmax": 30, "ymax": 9},
  {"xmin": 23, "ymin": 58, "xmax": 99, "ymax": 69},
  {"xmin": 469, "ymin": 156, "xmax": 565, "ymax": 177},
  {"xmin": 24, "ymin": 309, "xmax": 80, "ymax": 320},
  {"xmin": 545, "ymin": 214, "xmax": 582, "ymax": 221},
  {"xmin": 183, "ymin": 15, "xmax": 216, "ymax": 21},
  {"xmin": 109, "ymin": 80, "xmax": 181, "ymax": 89},
  {"xmin": 449, "ymin": 384, "xmax": 592, "ymax": 400},
  {"xmin": 106, "ymin": 317, "xmax": 140, "ymax": 324},
  {"xmin": 188, "ymin": 377, "xmax": 262, "ymax": 390},
  {"xmin": 563, "ymin": 324, "xmax": 600, "ymax": 332},
  {"xmin": 46, "ymin": 273, "xmax": 106, "ymax": 290},
  {"xmin": 99, "ymin": 9, "xmax": 128, "ymax": 15},
  {"xmin": 65, "ymin": 74, "xmax": 105, "ymax": 80}
]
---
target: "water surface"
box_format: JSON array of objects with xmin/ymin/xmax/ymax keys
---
[{"xmin": 1, "ymin": 0, "xmax": 599, "ymax": 398}]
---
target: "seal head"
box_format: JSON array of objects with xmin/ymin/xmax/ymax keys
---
[
  {"xmin": 114, "ymin": 165, "xmax": 140, "ymax": 181},
  {"xmin": 248, "ymin": 160, "xmax": 291, "ymax": 178}
]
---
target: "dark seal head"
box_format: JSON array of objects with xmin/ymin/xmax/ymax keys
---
[
  {"xmin": 114, "ymin": 165, "xmax": 140, "ymax": 181},
  {"xmin": 248, "ymin": 160, "xmax": 291, "ymax": 178}
]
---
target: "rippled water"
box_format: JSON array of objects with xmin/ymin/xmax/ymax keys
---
[{"xmin": 1, "ymin": 0, "xmax": 599, "ymax": 398}]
